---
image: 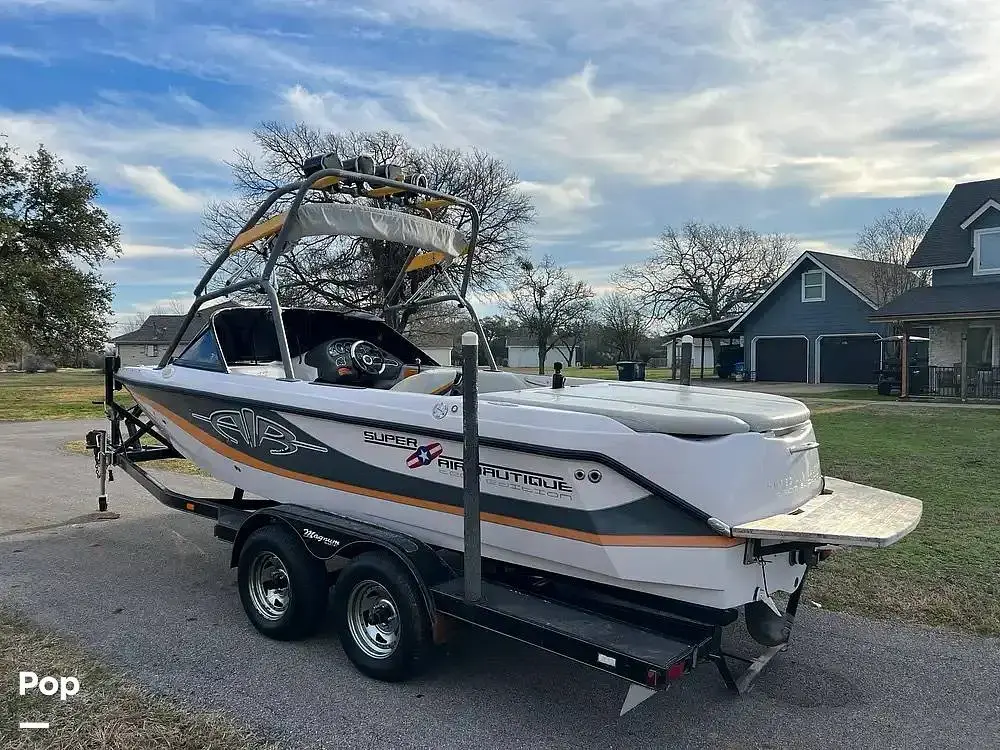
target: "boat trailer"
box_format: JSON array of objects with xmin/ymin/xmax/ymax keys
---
[{"xmin": 87, "ymin": 335, "xmax": 811, "ymax": 716}]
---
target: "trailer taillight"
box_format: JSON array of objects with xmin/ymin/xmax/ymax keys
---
[
  {"xmin": 667, "ymin": 661, "xmax": 686, "ymax": 681},
  {"xmin": 645, "ymin": 669, "xmax": 660, "ymax": 687}
]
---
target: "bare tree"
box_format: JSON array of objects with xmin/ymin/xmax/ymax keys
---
[
  {"xmin": 851, "ymin": 208, "xmax": 929, "ymax": 306},
  {"xmin": 198, "ymin": 123, "xmax": 535, "ymax": 329},
  {"xmin": 503, "ymin": 255, "xmax": 594, "ymax": 374},
  {"xmin": 597, "ymin": 292, "xmax": 652, "ymax": 360},
  {"xmin": 613, "ymin": 222, "xmax": 795, "ymax": 328}
]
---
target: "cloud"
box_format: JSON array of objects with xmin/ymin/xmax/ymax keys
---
[
  {"xmin": 590, "ymin": 236, "xmax": 658, "ymax": 255},
  {"xmin": 0, "ymin": 0, "xmax": 144, "ymax": 16},
  {"xmin": 0, "ymin": 44, "xmax": 50, "ymax": 62},
  {"xmin": 118, "ymin": 243, "xmax": 197, "ymax": 258},
  {"xmin": 262, "ymin": 3, "xmax": 1000, "ymax": 201},
  {"xmin": 119, "ymin": 165, "xmax": 203, "ymax": 212},
  {"xmin": 519, "ymin": 175, "xmax": 598, "ymax": 213}
]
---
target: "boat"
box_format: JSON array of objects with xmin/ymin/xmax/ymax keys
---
[{"xmin": 113, "ymin": 154, "xmax": 923, "ymax": 620}]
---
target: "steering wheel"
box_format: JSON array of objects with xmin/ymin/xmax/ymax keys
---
[{"xmin": 350, "ymin": 339, "xmax": 387, "ymax": 377}]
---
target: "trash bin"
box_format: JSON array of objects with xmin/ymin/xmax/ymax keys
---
[{"xmin": 616, "ymin": 361, "xmax": 646, "ymax": 382}]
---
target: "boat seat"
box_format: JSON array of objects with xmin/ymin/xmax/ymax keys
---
[
  {"xmin": 227, "ymin": 359, "xmax": 318, "ymax": 380},
  {"xmin": 229, "ymin": 362, "xmax": 287, "ymax": 378},
  {"xmin": 390, "ymin": 367, "xmax": 534, "ymax": 395}
]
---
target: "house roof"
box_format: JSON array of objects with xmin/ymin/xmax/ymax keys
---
[
  {"xmin": 664, "ymin": 316, "xmax": 741, "ymax": 340},
  {"xmin": 870, "ymin": 284, "xmax": 1000, "ymax": 322},
  {"xmin": 407, "ymin": 333, "xmax": 454, "ymax": 348},
  {"xmin": 908, "ymin": 178, "xmax": 1000, "ymax": 269},
  {"xmin": 727, "ymin": 251, "xmax": 908, "ymax": 332},
  {"xmin": 111, "ymin": 302, "xmax": 239, "ymax": 345}
]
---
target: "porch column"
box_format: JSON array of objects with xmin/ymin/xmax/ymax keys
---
[
  {"xmin": 700, "ymin": 336, "xmax": 706, "ymax": 379},
  {"xmin": 900, "ymin": 324, "xmax": 909, "ymax": 399},
  {"xmin": 960, "ymin": 324, "xmax": 969, "ymax": 402}
]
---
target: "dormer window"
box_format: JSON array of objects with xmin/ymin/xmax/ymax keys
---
[
  {"xmin": 801, "ymin": 269, "xmax": 825, "ymax": 302},
  {"xmin": 973, "ymin": 228, "xmax": 1000, "ymax": 275}
]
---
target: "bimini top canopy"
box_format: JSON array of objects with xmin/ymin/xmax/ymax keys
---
[
  {"xmin": 160, "ymin": 155, "xmax": 495, "ymax": 379},
  {"xmin": 230, "ymin": 203, "xmax": 469, "ymax": 273}
]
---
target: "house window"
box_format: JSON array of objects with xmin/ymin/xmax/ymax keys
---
[
  {"xmin": 967, "ymin": 327, "xmax": 995, "ymax": 368},
  {"xmin": 801, "ymin": 270, "xmax": 825, "ymax": 302},
  {"xmin": 973, "ymin": 228, "xmax": 1000, "ymax": 275},
  {"xmin": 145, "ymin": 344, "xmax": 158, "ymax": 357}
]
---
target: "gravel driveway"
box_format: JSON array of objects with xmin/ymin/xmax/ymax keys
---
[{"xmin": 1, "ymin": 420, "xmax": 998, "ymax": 749}]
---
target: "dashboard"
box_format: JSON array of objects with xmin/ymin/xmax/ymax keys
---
[{"xmin": 304, "ymin": 337, "xmax": 404, "ymax": 385}]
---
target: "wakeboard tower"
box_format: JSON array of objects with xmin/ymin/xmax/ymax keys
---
[{"xmin": 86, "ymin": 152, "xmax": 922, "ymax": 713}]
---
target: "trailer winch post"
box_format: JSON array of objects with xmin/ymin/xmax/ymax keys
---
[{"xmin": 461, "ymin": 330, "xmax": 483, "ymax": 602}]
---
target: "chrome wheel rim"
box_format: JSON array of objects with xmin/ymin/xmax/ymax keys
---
[
  {"xmin": 248, "ymin": 552, "xmax": 291, "ymax": 621},
  {"xmin": 347, "ymin": 580, "xmax": 400, "ymax": 659}
]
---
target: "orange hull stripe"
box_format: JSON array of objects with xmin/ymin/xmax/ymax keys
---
[{"xmin": 135, "ymin": 394, "xmax": 742, "ymax": 549}]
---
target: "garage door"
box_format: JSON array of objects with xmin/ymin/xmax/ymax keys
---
[
  {"xmin": 819, "ymin": 335, "xmax": 880, "ymax": 384},
  {"xmin": 754, "ymin": 337, "xmax": 808, "ymax": 382}
]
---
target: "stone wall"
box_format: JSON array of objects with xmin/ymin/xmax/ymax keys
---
[{"xmin": 928, "ymin": 323, "xmax": 964, "ymax": 367}]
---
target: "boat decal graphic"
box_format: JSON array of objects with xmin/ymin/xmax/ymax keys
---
[
  {"xmin": 436, "ymin": 455, "xmax": 574, "ymax": 499},
  {"xmin": 363, "ymin": 430, "xmax": 419, "ymax": 450},
  {"xmin": 406, "ymin": 442, "xmax": 444, "ymax": 469},
  {"xmin": 191, "ymin": 407, "xmax": 328, "ymax": 456}
]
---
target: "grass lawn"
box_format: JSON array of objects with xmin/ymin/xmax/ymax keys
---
[
  {"xmin": 807, "ymin": 388, "xmax": 896, "ymax": 401},
  {"xmin": 64, "ymin": 438, "xmax": 206, "ymax": 476},
  {"xmin": 0, "ymin": 370, "xmax": 106, "ymax": 421},
  {"xmin": 0, "ymin": 608, "xmax": 276, "ymax": 749},
  {"xmin": 808, "ymin": 404, "xmax": 1000, "ymax": 636}
]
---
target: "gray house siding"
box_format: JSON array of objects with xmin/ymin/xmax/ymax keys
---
[{"xmin": 742, "ymin": 259, "xmax": 889, "ymax": 382}]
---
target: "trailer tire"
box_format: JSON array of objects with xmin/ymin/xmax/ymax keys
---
[
  {"xmin": 332, "ymin": 551, "xmax": 433, "ymax": 682},
  {"xmin": 237, "ymin": 524, "xmax": 329, "ymax": 641}
]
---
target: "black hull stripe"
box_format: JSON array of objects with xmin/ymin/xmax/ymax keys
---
[
  {"xmin": 117, "ymin": 373, "xmax": 710, "ymax": 524},
  {"xmin": 127, "ymin": 384, "xmax": 726, "ymax": 543}
]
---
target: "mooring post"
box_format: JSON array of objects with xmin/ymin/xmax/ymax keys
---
[
  {"xmin": 680, "ymin": 334, "xmax": 693, "ymax": 386},
  {"xmin": 461, "ymin": 330, "xmax": 482, "ymax": 602}
]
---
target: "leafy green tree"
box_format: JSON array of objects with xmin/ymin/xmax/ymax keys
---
[{"xmin": 0, "ymin": 139, "xmax": 120, "ymax": 361}]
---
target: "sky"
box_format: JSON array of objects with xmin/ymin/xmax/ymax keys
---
[{"xmin": 2, "ymin": 0, "xmax": 998, "ymax": 329}]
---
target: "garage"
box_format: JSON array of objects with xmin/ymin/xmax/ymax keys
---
[
  {"xmin": 819, "ymin": 335, "xmax": 880, "ymax": 384},
  {"xmin": 753, "ymin": 337, "xmax": 808, "ymax": 382}
]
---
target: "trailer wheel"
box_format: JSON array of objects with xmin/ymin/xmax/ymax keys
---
[
  {"xmin": 332, "ymin": 551, "xmax": 433, "ymax": 681},
  {"xmin": 237, "ymin": 524, "xmax": 328, "ymax": 641}
]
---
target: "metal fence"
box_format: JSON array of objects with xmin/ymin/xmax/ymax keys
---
[{"xmin": 922, "ymin": 365, "xmax": 1000, "ymax": 399}]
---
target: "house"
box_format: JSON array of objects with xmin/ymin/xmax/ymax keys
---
[
  {"xmin": 406, "ymin": 333, "xmax": 455, "ymax": 366},
  {"xmin": 506, "ymin": 336, "xmax": 576, "ymax": 370},
  {"xmin": 726, "ymin": 251, "xmax": 910, "ymax": 384},
  {"xmin": 871, "ymin": 178, "xmax": 1000, "ymax": 400},
  {"xmin": 112, "ymin": 303, "xmax": 237, "ymax": 366}
]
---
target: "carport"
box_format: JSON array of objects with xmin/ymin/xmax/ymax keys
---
[{"xmin": 663, "ymin": 317, "xmax": 742, "ymax": 379}]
